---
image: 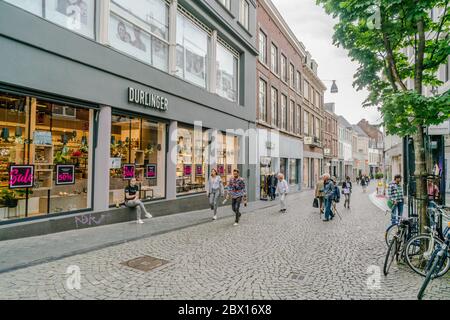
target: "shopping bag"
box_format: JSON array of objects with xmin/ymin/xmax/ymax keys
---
[{"xmin": 313, "ymin": 198, "xmax": 319, "ymax": 208}]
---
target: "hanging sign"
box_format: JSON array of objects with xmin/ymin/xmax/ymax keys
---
[
  {"xmin": 33, "ymin": 131, "xmax": 52, "ymax": 145},
  {"xmin": 9, "ymin": 165, "xmax": 34, "ymax": 189},
  {"xmin": 56, "ymin": 165, "xmax": 75, "ymax": 185},
  {"xmin": 123, "ymin": 164, "xmax": 136, "ymax": 180}
]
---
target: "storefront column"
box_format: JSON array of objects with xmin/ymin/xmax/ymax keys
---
[
  {"xmin": 93, "ymin": 106, "xmax": 111, "ymax": 211},
  {"xmin": 166, "ymin": 120, "xmax": 178, "ymax": 200}
]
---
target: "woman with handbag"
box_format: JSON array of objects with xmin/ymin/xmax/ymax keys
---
[{"xmin": 342, "ymin": 176, "xmax": 352, "ymax": 209}]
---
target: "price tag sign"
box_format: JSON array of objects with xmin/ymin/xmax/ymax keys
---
[
  {"xmin": 184, "ymin": 164, "xmax": 192, "ymax": 176},
  {"xmin": 9, "ymin": 165, "xmax": 34, "ymax": 189},
  {"xmin": 195, "ymin": 164, "xmax": 203, "ymax": 176},
  {"xmin": 56, "ymin": 165, "xmax": 75, "ymax": 185},
  {"xmin": 146, "ymin": 164, "xmax": 157, "ymax": 179}
]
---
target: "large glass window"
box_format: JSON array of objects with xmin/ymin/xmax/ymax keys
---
[
  {"xmin": 216, "ymin": 43, "xmax": 238, "ymax": 102},
  {"xmin": 176, "ymin": 12, "xmax": 209, "ymax": 88},
  {"xmin": 239, "ymin": 0, "xmax": 249, "ymax": 30},
  {"xmin": 176, "ymin": 125, "xmax": 208, "ymax": 195},
  {"xmin": 109, "ymin": 0, "xmax": 169, "ymax": 72},
  {"xmin": 281, "ymin": 94, "xmax": 287, "ymax": 131},
  {"xmin": 259, "ymin": 30, "xmax": 267, "ymax": 64},
  {"xmin": 109, "ymin": 115, "xmax": 166, "ymax": 206},
  {"xmin": 0, "ymin": 92, "xmax": 93, "ymax": 221},
  {"xmin": 259, "ymin": 79, "xmax": 267, "ymax": 122},
  {"xmin": 271, "ymin": 87, "xmax": 278, "ymax": 127},
  {"xmin": 5, "ymin": 0, "xmax": 95, "ymax": 39},
  {"xmin": 214, "ymin": 131, "xmax": 240, "ymax": 186}
]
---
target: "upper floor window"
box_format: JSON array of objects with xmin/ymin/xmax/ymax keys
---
[
  {"xmin": 281, "ymin": 94, "xmax": 287, "ymax": 131},
  {"xmin": 109, "ymin": 0, "xmax": 169, "ymax": 71},
  {"xmin": 218, "ymin": 0, "xmax": 231, "ymax": 11},
  {"xmin": 296, "ymin": 71, "xmax": 301, "ymax": 93},
  {"xmin": 304, "ymin": 111, "xmax": 309, "ymax": 135},
  {"xmin": 304, "ymin": 80, "xmax": 310, "ymax": 101},
  {"xmin": 289, "ymin": 64, "xmax": 295, "ymax": 88},
  {"xmin": 259, "ymin": 79, "xmax": 267, "ymax": 122},
  {"xmin": 5, "ymin": 0, "xmax": 95, "ymax": 39},
  {"xmin": 259, "ymin": 30, "xmax": 267, "ymax": 64},
  {"xmin": 281, "ymin": 54, "xmax": 287, "ymax": 82},
  {"xmin": 239, "ymin": 0, "xmax": 249, "ymax": 30},
  {"xmin": 289, "ymin": 100, "xmax": 294, "ymax": 132},
  {"xmin": 271, "ymin": 43, "xmax": 278, "ymax": 74},
  {"xmin": 271, "ymin": 87, "xmax": 278, "ymax": 127},
  {"xmin": 216, "ymin": 42, "xmax": 238, "ymax": 102},
  {"xmin": 176, "ymin": 12, "xmax": 209, "ymax": 89},
  {"xmin": 296, "ymin": 105, "xmax": 301, "ymax": 134}
]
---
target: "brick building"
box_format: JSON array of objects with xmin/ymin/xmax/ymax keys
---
[
  {"xmin": 323, "ymin": 103, "xmax": 339, "ymax": 177},
  {"xmin": 256, "ymin": 0, "xmax": 326, "ymax": 197}
]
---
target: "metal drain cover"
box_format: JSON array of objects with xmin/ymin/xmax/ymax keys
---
[
  {"xmin": 121, "ymin": 256, "xmax": 169, "ymax": 272},
  {"xmin": 289, "ymin": 273, "xmax": 305, "ymax": 281}
]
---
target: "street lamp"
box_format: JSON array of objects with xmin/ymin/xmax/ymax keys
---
[{"xmin": 322, "ymin": 80, "xmax": 339, "ymax": 94}]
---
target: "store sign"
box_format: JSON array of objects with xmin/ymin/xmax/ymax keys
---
[
  {"xmin": 428, "ymin": 121, "xmax": 450, "ymax": 135},
  {"xmin": 265, "ymin": 141, "xmax": 275, "ymax": 150},
  {"xmin": 123, "ymin": 164, "xmax": 136, "ymax": 180},
  {"xmin": 33, "ymin": 131, "xmax": 52, "ymax": 145},
  {"xmin": 146, "ymin": 164, "xmax": 157, "ymax": 179},
  {"xmin": 110, "ymin": 157, "xmax": 122, "ymax": 169},
  {"xmin": 9, "ymin": 165, "xmax": 34, "ymax": 189},
  {"xmin": 56, "ymin": 165, "xmax": 75, "ymax": 185},
  {"xmin": 128, "ymin": 87, "xmax": 168, "ymax": 111},
  {"xmin": 184, "ymin": 164, "xmax": 192, "ymax": 176},
  {"xmin": 195, "ymin": 164, "xmax": 203, "ymax": 176}
]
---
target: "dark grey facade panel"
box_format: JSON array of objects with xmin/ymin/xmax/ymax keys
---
[{"xmin": 0, "ymin": 1, "xmax": 257, "ymax": 128}]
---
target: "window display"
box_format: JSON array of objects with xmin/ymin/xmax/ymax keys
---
[
  {"xmin": 176, "ymin": 126, "xmax": 208, "ymax": 195},
  {"xmin": 109, "ymin": 115, "xmax": 166, "ymax": 206},
  {"xmin": 289, "ymin": 159, "xmax": 298, "ymax": 185},
  {"xmin": 0, "ymin": 92, "xmax": 93, "ymax": 221}
]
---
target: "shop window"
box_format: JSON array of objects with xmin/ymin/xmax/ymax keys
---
[
  {"xmin": 214, "ymin": 131, "xmax": 239, "ymax": 185},
  {"xmin": 176, "ymin": 125, "xmax": 208, "ymax": 195},
  {"xmin": 109, "ymin": 115, "xmax": 166, "ymax": 206},
  {"xmin": 289, "ymin": 159, "xmax": 297, "ymax": 185},
  {"xmin": 216, "ymin": 42, "xmax": 239, "ymax": 102},
  {"xmin": 109, "ymin": 0, "xmax": 169, "ymax": 72},
  {"xmin": 176, "ymin": 12, "xmax": 209, "ymax": 89},
  {"xmin": 5, "ymin": 0, "xmax": 96, "ymax": 39},
  {"xmin": 0, "ymin": 92, "xmax": 93, "ymax": 221}
]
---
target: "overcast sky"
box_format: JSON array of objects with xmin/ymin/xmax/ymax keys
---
[{"xmin": 271, "ymin": 0, "xmax": 382, "ymax": 125}]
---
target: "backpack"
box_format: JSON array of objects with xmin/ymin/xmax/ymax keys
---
[{"xmin": 334, "ymin": 185, "xmax": 341, "ymax": 203}]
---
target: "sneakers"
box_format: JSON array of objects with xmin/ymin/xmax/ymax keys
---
[
  {"xmin": 145, "ymin": 213, "xmax": 152, "ymax": 219},
  {"xmin": 213, "ymin": 215, "xmax": 217, "ymax": 220},
  {"xmin": 233, "ymin": 222, "xmax": 239, "ymax": 226},
  {"xmin": 137, "ymin": 219, "xmax": 144, "ymax": 224}
]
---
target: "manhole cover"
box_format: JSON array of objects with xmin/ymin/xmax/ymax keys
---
[
  {"xmin": 289, "ymin": 273, "xmax": 305, "ymax": 281},
  {"xmin": 121, "ymin": 256, "xmax": 169, "ymax": 272}
]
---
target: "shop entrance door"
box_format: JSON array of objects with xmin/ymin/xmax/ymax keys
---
[{"xmin": 260, "ymin": 157, "xmax": 272, "ymax": 200}]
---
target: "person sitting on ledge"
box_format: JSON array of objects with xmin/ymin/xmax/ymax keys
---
[{"xmin": 125, "ymin": 178, "xmax": 152, "ymax": 224}]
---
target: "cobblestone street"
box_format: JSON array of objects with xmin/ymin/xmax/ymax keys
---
[{"xmin": 0, "ymin": 185, "xmax": 449, "ymax": 300}]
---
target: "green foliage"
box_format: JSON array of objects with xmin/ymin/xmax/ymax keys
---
[
  {"xmin": 317, "ymin": 0, "xmax": 450, "ymax": 136},
  {"xmin": 375, "ymin": 172, "xmax": 384, "ymax": 179}
]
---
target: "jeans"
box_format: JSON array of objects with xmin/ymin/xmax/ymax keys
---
[
  {"xmin": 391, "ymin": 201, "xmax": 404, "ymax": 225},
  {"xmin": 232, "ymin": 197, "xmax": 242, "ymax": 223},
  {"xmin": 209, "ymin": 189, "xmax": 220, "ymax": 215},
  {"xmin": 270, "ymin": 186, "xmax": 276, "ymax": 200},
  {"xmin": 125, "ymin": 199, "xmax": 151, "ymax": 220},
  {"xmin": 324, "ymin": 197, "xmax": 333, "ymax": 220},
  {"xmin": 344, "ymin": 193, "xmax": 351, "ymax": 208}
]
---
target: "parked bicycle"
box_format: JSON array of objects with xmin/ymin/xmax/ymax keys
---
[
  {"xmin": 404, "ymin": 204, "xmax": 450, "ymax": 277},
  {"xmin": 383, "ymin": 217, "xmax": 416, "ymax": 276},
  {"xmin": 417, "ymin": 222, "xmax": 450, "ymax": 300}
]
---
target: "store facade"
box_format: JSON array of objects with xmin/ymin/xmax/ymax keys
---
[{"xmin": 0, "ymin": 0, "xmax": 258, "ymax": 236}]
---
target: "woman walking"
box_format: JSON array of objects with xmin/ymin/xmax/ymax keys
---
[
  {"xmin": 342, "ymin": 176, "xmax": 352, "ymax": 209},
  {"xmin": 207, "ymin": 168, "xmax": 224, "ymax": 220},
  {"xmin": 276, "ymin": 173, "xmax": 289, "ymax": 213}
]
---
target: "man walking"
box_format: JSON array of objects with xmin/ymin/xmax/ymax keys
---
[
  {"xmin": 276, "ymin": 173, "xmax": 289, "ymax": 213},
  {"xmin": 388, "ymin": 175, "xmax": 404, "ymax": 225},
  {"xmin": 227, "ymin": 169, "xmax": 247, "ymax": 226},
  {"xmin": 322, "ymin": 173, "xmax": 335, "ymax": 222}
]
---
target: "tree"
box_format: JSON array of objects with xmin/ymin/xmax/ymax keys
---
[{"xmin": 316, "ymin": 0, "xmax": 450, "ymax": 232}]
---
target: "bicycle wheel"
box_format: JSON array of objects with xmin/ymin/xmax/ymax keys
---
[
  {"xmin": 417, "ymin": 254, "xmax": 441, "ymax": 300},
  {"xmin": 384, "ymin": 237, "xmax": 398, "ymax": 276},
  {"xmin": 385, "ymin": 224, "xmax": 399, "ymax": 246},
  {"xmin": 405, "ymin": 235, "xmax": 447, "ymax": 277}
]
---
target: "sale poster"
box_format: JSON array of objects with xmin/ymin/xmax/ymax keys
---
[
  {"xmin": 227, "ymin": 164, "xmax": 232, "ymax": 175},
  {"xmin": 217, "ymin": 164, "xmax": 225, "ymax": 175},
  {"xmin": 184, "ymin": 164, "xmax": 192, "ymax": 176},
  {"xmin": 9, "ymin": 165, "xmax": 34, "ymax": 189},
  {"xmin": 146, "ymin": 164, "xmax": 157, "ymax": 179},
  {"xmin": 195, "ymin": 164, "xmax": 203, "ymax": 176},
  {"xmin": 123, "ymin": 164, "xmax": 136, "ymax": 180},
  {"xmin": 56, "ymin": 165, "xmax": 75, "ymax": 185}
]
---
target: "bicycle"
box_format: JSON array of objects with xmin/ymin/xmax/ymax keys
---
[
  {"xmin": 417, "ymin": 222, "xmax": 450, "ymax": 300},
  {"xmin": 404, "ymin": 204, "xmax": 450, "ymax": 277},
  {"xmin": 383, "ymin": 217, "xmax": 415, "ymax": 276}
]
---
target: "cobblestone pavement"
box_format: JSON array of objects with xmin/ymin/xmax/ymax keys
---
[{"xmin": 0, "ymin": 185, "xmax": 448, "ymax": 300}]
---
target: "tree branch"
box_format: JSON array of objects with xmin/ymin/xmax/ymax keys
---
[
  {"xmin": 415, "ymin": 17, "xmax": 426, "ymax": 94},
  {"xmin": 429, "ymin": 3, "xmax": 448, "ymax": 63}
]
